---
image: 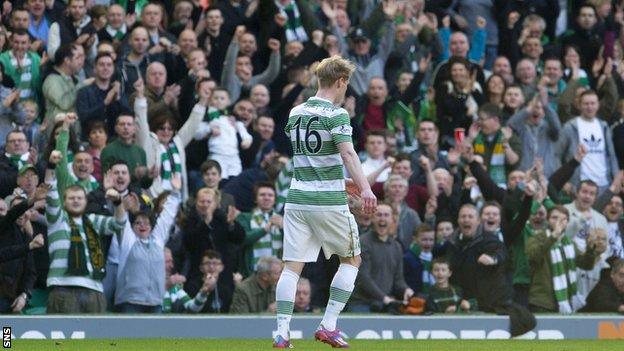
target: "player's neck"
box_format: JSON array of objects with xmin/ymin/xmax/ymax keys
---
[{"xmin": 315, "ymin": 89, "xmax": 337, "ymax": 104}]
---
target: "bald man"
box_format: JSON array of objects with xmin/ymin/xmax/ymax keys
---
[
  {"xmin": 432, "ymin": 32, "xmax": 485, "ymax": 93},
  {"xmin": 139, "ymin": 62, "xmax": 180, "ymax": 122},
  {"xmin": 119, "ymin": 26, "xmax": 153, "ymax": 96},
  {"xmin": 168, "ymin": 29, "xmax": 199, "ymax": 84}
]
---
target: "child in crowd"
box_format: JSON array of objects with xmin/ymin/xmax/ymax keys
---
[
  {"xmin": 425, "ymin": 258, "xmax": 472, "ymax": 313},
  {"xmin": 200, "ymin": 159, "xmax": 235, "ymax": 209},
  {"xmin": 20, "ymin": 99, "xmax": 39, "ymax": 147},
  {"xmin": 404, "ymin": 224, "xmax": 436, "ymax": 296},
  {"xmin": 195, "ymin": 88, "xmax": 252, "ymax": 179},
  {"xmin": 436, "ymin": 220, "xmax": 455, "ymax": 244}
]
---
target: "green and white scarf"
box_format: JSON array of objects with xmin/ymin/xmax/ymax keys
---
[
  {"xmin": 67, "ymin": 215, "xmax": 105, "ymax": 280},
  {"xmin": 205, "ymin": 107, "xmax": 223, "ymax": 122},
  {"xmin": 250, "ymin": 209, "xmax": 283, "ymax": 269},
  {"xmin": 9, "ymin": 51, "xmax": 33, "ymax": 100},
  {"xmin": 105, "ymin": 24, "xmax": 127, "ymax": 41},
  {"xmin": 159, "ymin": 142, "xmax": 182, "ymax": 190},
  {"xmin": 71, "ymin": 173, "xmax": 100, "ymax": 194},
  {"xmin": 548, "ymin": 231, "xmax": 578, "ymax": 314},
  {"xmin": 275, "ymin": 159, "xmax": 293, "ymax": 213},
  {"xmin": 274, "ymin": 0, "xmax": 308, "ymax": 43},
  {"xmin": 409, "ymin": 243, "xmax": 434, "ymax": 294},
  {"xmin": 7, "ymin": 152, "xmax": 29, "ymax": 169},
  {"xmin": 473, "ymin": 131, "xmax": 506, "ymax": 189},
  {"xmin": 163, "ymin": 284, "xmax": 190, "ymax": 313}
]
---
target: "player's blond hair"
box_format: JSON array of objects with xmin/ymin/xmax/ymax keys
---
[{"xmin": 315, "ymin": 56, "xmax": 356, "ymax": 88}]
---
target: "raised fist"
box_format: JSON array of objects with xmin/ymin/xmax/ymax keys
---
[{"xmin": 49, "ymin": 150, "xmax": 62, "ymax": 165}]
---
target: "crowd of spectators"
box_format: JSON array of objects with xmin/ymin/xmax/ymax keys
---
[{"xmin": 0, "ymin": 0, "xmax": 623, "ymax": 316}]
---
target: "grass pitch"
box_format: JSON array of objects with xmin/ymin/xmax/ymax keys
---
[{"xmin": 8, "ymin": 339, "xmax": 624, "ymax": 351}]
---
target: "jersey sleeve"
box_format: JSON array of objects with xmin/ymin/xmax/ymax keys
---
[{"xmin": 326, "ymin": 110, "xmax": 352, "ymax": 145}]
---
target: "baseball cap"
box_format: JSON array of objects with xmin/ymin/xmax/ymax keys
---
[
  {"xmin": 18, "ymin": 164, "xmax": 37, "ymax": 176},
  {"xmin": 349, "ymin": 27, "xmax": 369, "ymax": 42}
]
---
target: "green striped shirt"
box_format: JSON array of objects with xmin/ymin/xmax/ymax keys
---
[
  {"xmin": 162, "ymin": 284, "xmax": 207, "ymax": 313},
  {"xmin": 284, "ymin": 97, "xmax": 352, "ymax": 211},
  {"xmin": 45, "ymin": 178, "xmax": 126, "ymax": 292}
]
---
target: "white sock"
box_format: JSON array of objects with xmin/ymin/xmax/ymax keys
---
[
  {"xmin": 320, "ymin": 264, "xmax": 358, "ymax": 331},
  {"xmin": 275, "ymin": 268, "xmax": 299, "ymax": 339}
]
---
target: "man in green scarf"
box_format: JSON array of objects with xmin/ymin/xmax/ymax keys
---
[
  {"xmin": 472, "ymin": 103, "xmax": 522, "ymax": 189},
  {"xmin": 45, "ymin": 149, "xmax": 127, "ymax": 313},
  {"xmin": 236, "ymin": 181, "xmax": 284, "ymax": 278},
  {"xmin": 526, "ymin": 205, "xmax": 604, "ymax": 313}
]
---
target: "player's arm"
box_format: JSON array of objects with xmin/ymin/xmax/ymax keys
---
[{"xmin": 339, "ymin": 142, "xmax": 377, "ymax": 214}]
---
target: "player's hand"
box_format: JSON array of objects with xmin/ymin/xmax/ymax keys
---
[
  {"xmin": 360, "ymin": 188, "xmax": 377, "ymax": 215},
  {"xmin": 460, "ymin": 299, "xmax": 471, "ymax": 311},
  {"xmin": 445, "ymin": 305, "xmax": 457, "ymax": 313}
]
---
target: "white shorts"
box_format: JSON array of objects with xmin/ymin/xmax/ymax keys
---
[{"xmin": 282, "ymin": 209, "xmax": 361, "ymax": 262}]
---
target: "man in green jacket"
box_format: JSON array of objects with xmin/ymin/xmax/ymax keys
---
[
  {"xmin": 236, "ymin": 181, "xmax": 283, "ymax": 278},
  {"xmin": 526, "ymin": 205, "xmax": 605, "ymax": 313},
  {"xmin": 100, "ymin": 84, "xmax": 152, "ymax": 190},
  {"xmin": 42, "ymin": 43, "xmax": 85, "ymax": 136},
  {"xmin": 230, "ymin": 256, "xmax": 282, "ymax": 313},
  {"xmin": 0, "ymin": 30, "xmax": 42, "ymax": 104}
]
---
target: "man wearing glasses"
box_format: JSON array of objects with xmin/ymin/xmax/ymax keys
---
[{"xmin": 0, "ymin": 130, "xmax": 35, "ymax": 198}]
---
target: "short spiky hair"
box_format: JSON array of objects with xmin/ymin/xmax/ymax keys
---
[{"xmin": 315, "ymin": 56, "xmax": 356, "ymax": 88}]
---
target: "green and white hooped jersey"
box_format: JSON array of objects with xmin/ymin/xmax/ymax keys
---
[{"xmin": 284, "ymin": 97, "xmax": 352, "ymax": 211}]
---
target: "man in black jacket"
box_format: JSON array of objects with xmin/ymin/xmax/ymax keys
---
[
  {"xmin": 184, "ymin": 250, "xmax": 234, "ymax": 313},
  {"xmin": 559, "ymin": 4, "xmax": 602, "ymax": 73},
  {"xmin": 582, "ymin": 259, "xmax": 624, "ymax": 313},
  {"xmin": 47, "ymin": 0, "xmax": 97, "ymax": 63},
  {"xmin": 436, "ymin": 204, "xmax": 511, "ymax": 311},
  {"xmin": 435, "ymin": 204, "xmax": 536, "ymax": 336},
  {"xmin": 0, "ymin": 183, "xmax": 48, "ymax": 313},
  {"xmin": 182, "ymin": 188, "xmax": 245, "ymax": 296},
  {"xmin": 0, "ymin": 130, "xmax": 34, "ymax": 199},
  {"xmin": 76, "ymin": 53, "xmax": 130, "ymax": 138}
]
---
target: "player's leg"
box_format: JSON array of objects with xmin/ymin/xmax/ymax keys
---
[
  {"xmin": 320, "ymin": 255, "xmax": 360, "ymax": 330},
  {"xmin": 274, "ymin": 210, "xmax": 321, "ymax": 348},
  {"xmin": 275, "ymin": 260, "xmax": 304, "ymax": 344},
  {"xmin": 313, "ymin": 211, "xmax": 361, "ymax": 348}
]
